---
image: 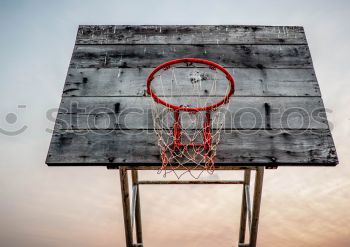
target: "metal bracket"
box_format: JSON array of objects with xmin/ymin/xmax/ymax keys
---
[{"xmin": 265, "ymin": 165, "xmax": 278, "ymax": 169}]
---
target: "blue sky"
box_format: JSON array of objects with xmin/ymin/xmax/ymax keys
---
[{"xmin": 0, "ymin": 0, "xmax": 349, "ymax": 246}]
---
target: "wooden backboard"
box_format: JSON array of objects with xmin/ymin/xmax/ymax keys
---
[{"xmin": 46, "ymin": 25, "xmax": 338, "ymax": 168}]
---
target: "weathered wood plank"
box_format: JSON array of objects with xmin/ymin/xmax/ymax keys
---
[
  {"xmin": 70, "ymin": 44, "xmax": 312, "ymax": 69},
  {"xmin": 45, "ymin": 129, "xmax": 338, "ymax": 165},
  {"xmin": 63, "ymin": 68, "xmax": 320, "ymax": 97},
  {"xmin": 76, "ymin": 25, "xmax": 306, "ymax": 45},
  {"xmin": 55, "ymin": 96, "xmax": 329, "ymax": 130}
]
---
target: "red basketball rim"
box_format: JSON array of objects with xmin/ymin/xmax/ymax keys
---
[{"xmin": 147, "ymin": 58, "xmax": 235, "ymax": 112}]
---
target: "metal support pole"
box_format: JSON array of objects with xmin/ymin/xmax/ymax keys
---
[
  {"xmin": 249, "ymin": 167, "xmax": 264, "ymax": 247},
  {"xmin": 119, "ymin": 167, "xmax": 133, "ymax": 247},
  {"xmin": 245, "ymin": 185, "xmax": 252, "ymax": 232},
  {"xmin": 239, "ymin": 169, "xmax": 251, "ymax": 243},
  {"xmin": 132, "ymin": 170, "xmax": 143, "ymax": 244}
]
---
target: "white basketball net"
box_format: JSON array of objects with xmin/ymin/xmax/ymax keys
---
[{"xmin": 148, "ymin": 60, "xmax": 233, "ymax": 178}]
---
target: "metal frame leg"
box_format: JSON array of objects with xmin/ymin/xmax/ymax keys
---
[
  {"xmin": 119, "ymin": 167, "xmax": 264, "ymax": 247},
  {"xmin": 249, "ymin": 167, "xmax": 264, "ymax": 247},
  {"xmin": 119, "ymin": 167, "xmax": 133, "ymax": 247},
  {"xmin": 132, "ymin": 170, "xmax": 143, "ymax": 244},
  {"xmin": 239, "ymin": 169, "xmax": 251, "ymax": 244}
]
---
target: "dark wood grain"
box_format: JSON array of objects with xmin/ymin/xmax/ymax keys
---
[
  {"xmin": 70, "ymin": 44, "xmax": 312, "ymax": 69},
  {"xmin": 76, "ymin": 25, "xmax": 306, "ymax": 45},
  {"xmin": 46, "ymin": 129, "xmax": 338, "ymax": 166},
  {"xmin": 63, "ymin": 68, "xmax": 320, "ymax": 97},
  {"xmin": 55, "ymin": 96, "xmax": 329, "ymax": 130}
]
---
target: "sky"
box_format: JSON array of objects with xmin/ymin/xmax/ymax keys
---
[{"xmin": 0, "ymin": 0, "xmax": 349, "ymax": 246}]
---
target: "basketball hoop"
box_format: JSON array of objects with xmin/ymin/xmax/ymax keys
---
[{"xmin": 147, "ymin": 58, "xmax": 235, "ymax": 178}]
